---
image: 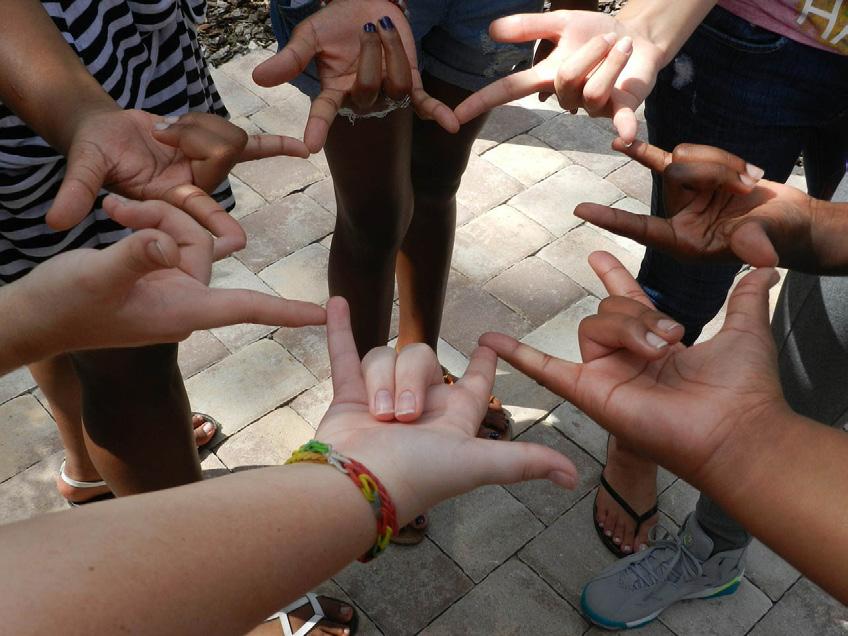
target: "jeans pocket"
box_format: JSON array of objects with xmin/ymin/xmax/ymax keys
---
[{"xmin": 698, "ymin": 7, "xmax": 789, "ymax": 54}]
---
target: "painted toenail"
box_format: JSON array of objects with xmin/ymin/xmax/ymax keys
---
[
  {"xmin": 623, "ymin": 545, "xmax": 632, "ymax": 553},
  {"xmin": 613, "ymin": 537, "xmax": 622, "ymax": 544},
  {"xmin": 202, "ymin": 422, "xmax": 215, "ymax": 435},
  {"xmin": 605, "ymin": 530, "xmax": 612, "ymax": 537},
  {"xmin": 488, "ymin": 430, "xmax": 501, "ymax": 439},
  {"xmin": 597, "ymin": 521, "xmax": 604, "ymax": 528},
  {"xmin": 639, "ymin": 544, "xmax": 648, "ymax": 551}
]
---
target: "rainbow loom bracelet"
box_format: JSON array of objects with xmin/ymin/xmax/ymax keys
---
[{"xmin": 286, "ymin": 440, "xmax": 398, "ymax": 562}]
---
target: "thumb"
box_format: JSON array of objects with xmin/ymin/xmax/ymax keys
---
[
  {"xmin": 96, "ymin": 228, "xmax": 180, "ymax": 289},
  {"xmin": 48, "ymin": 143, "xmax": 109, "ymax": 230},
  {"xmin": 253, "ymin": 28, "xmax": 318, "ymax": 87},
  {"xmin": 720, "ymin": 266, "xmax": 780, "ymax": 336},
  {"xmin": 728, "ymin": 219, "xmax": 780, "ymax": 268},
  {"xmin": 467, "ymin": 438, "xmax": 578, "ymax": 490}
]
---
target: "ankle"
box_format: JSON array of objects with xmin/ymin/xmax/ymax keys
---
[{"xmin": 606, "ymin": 438, "xmax": 658, "ymax": 476}]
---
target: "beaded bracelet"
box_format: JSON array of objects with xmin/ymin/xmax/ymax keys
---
[{"xmin": 286, "ymin": 440, "xmax": 398, "ymax": 562}]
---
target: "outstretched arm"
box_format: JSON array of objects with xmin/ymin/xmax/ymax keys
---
[{"xmin": 482, "ymin": 252, "xmax": 848, "ymax": 603}]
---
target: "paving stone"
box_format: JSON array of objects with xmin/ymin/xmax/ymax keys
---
[
  {"xmin": 421, "ymin": 559, "xmax": 586, "ymax": 635},
  {"xmin": 290, "ymin": 377, "xmax": 333, "ymax": 429},
  {"xmin": 472, "ymin": 104, "xmax": 552, "ymax": 154},
  {"xmin": 491, "ymin": 359, "xmax": 563, "ymax": 436},
  {"xmin": 520, "ymin": 296, "xmax": 602, "ymax": 364},
  {"xmin": 215, "ymin": 407, "xmax": 313, "ymax": 469},
  {"xmin": 0, "ymin": 451, "xmax": 65, "ymax": 525},
  {"xmin": 509, "ymin": 165, "xmax": 624, "ymax": 237},
  {"xmin": 660, "ymin": 577, "xmax": 771, "ymax": 636},
  {"xmin": 229, "ymin": 174, "xmax": 267, "ymax": 220},
  {"xmin": 507, "ymin": 423, "xmax": 602, "ymax": 525},
  {"xmin": 748, "ymin": 578, "xmax": 847, "ymax": 636},
  {"xmin": 606, "ymin": 160, "xmax": 654, "ymax": 206},
  {"xmin": 585, "ymin": 621, "xmax": 675, "ymax": 636},
  {"xmin": 305, "ymin": 178, "xmax": 337, "ymax": 214},
  {"xmin": 334, "ymin": 539, "xmax": 473, "ymax": 636},
  {"xmin": 249, "ymin": 102, "xmax": 310, "ymax": 140},
  {"xmin": 745, "ymin": 539, "xmax": 801, "ymax": 602},
  {"xmin": 213, "ymin": 71, "xmax": 266, "ymax": 118},
  {"xmin": 200, "ymin": 452, "xmax": 230, "ymax": 479},
  {"xmin": 482, "ymin": 134, "xmax": 571, "ymax": 186},
  {"xmin": 209, "ymin": 258, "xmax": 277, "ymax": 351},
  {"xmin": 453, "ymin": 205, "xmax": 553, "ymax": 283},
  {"xmin": 529, "ymin": 113, "xmax": 630, "ymax": 177},
  {"xmin": 229, "ymin": 114, "xmax": 264, "ymax": 136},
  {"xmin": 427, "ymin": 485, "xmax": 543, "ymax": 582},
  {"xmin": 215, "ymin": 49, "xmax": 301, "ymax": 105},
  {"xmin": 178, "ymin": 330, "xmax": 229, "ymax": 379},
  {"xmin": 259, "ymin": 243, "xmax": 330, "ymax": 305},
  {"xmin": 484, "ymin": 257, "xmax": 587, "ymax": 327},
  {"xmin": 274, "ymin": 324, "xmax": 330, "ymax": 380},
  {"xmin": 657, "ymin": 478, "xmax": 700, "ymax": 526},
  {"xmin": 538, "ymin": 225, "xmax": 642, "ymax": 298},
  {"xmin": 231, "ymin": 154, "xmax": 323, "ymax": 201},
  {"xmin": 0, "ymin": 395, "xmax": 58, "ymax": 483},
  {"xmin": 0, "ymin": 367, "xmax": 35, "ymax": 406},
  {"xmin": 455, "ymin": 154, "xmax": 523, "ymax": 221},
  {"xmin": 236, "ymin": 194, "xmax": 334, "ymax": 272},
  {"xmin": 440, "ymin": 270, "xmax": 533, "ymax": 356},
  {"xmin": 185, "ymin": 340, "xmax": 314, "ymax": 435}
]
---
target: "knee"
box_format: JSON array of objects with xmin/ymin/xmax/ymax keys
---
[
  {"xmin": 335, "ymin": 196, "xmax": 413, "ymax": 259},
  {"xmin": 72, "ymin": 344, "xmax": 181, "ymax": 394}
]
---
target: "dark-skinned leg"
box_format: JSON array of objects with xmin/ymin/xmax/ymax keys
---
[
  {"xmin": 324, "ymin": 108, "xmax": 414, "ymax": 357},
  {"xmin": 70, "ymin": 344, "xmax": 199, "ymax": 495}
]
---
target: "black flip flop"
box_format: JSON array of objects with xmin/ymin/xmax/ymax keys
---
[{"xmin": 593, "ymin": 473, "xmax": 658, "ymax": 558}]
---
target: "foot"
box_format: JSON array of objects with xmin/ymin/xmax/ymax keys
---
[
  {"xmin": 391, "ymin": 513, "xmax": 429, "ymax": 546},
  {"xmin": 595, "ymin": 436, "xmax": 658, "ymax": 555},
  {"xmin": 250, "ymin": 595, "xmax": 357, "ymax": 636},
  {"xmin": 581, "ymin": 514, "xmax": 745, "ymax": 630},
  {"xmin": 191, "ymin": 412, "xmax": 218, "ymax": 447},
  {"xmin": 441, "ymin": 368, "xmax": 512, "ymax": 440}
]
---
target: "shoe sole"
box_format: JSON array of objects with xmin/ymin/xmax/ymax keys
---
[{"xmin": 581, "ymin": 574, "xmax": 743, "ymax": 630}]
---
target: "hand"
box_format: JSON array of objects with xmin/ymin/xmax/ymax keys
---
[
  {"xmin": 314, "ymin": 297, "xmax": 577, "ymax": 524},
  {"xmin": 49, "ymin": 109, "xmax": 310, "ymax": 258},
  {"xmin": 480, "ymin": 251, "xmax": 786, "ymax": 492},
  {"xmin": 252, "ymin": 0, "xmax": 460, "ymax": 152},
  {"xmin": 454, "ymin": 11, "xmax": 664, "ymax": 142},
  {"xmin": 8, "ymin": 196, "xmax": 325, "ymax": 361},
  {"xmin": 575, "ymin": 140, "xmax": 819, "ymax": 269}
]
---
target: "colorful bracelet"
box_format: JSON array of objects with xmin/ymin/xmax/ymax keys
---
[{"xmin": 286, "ymin": 440, "xmax": 398, "ymax": 562}]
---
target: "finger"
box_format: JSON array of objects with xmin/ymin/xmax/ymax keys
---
[
  {"xmin": 377, "ymin": 16, "xmax": 412, "ymax": 100},
  {"xmin": 467, "ymin": 438, "xmax": 578, "ymax": 490},
  {"xmin": 478, "ymin": 332, "xmax": 580, "ymax": 401},
  {"xmin": 610, "ymin": 97, "xmax": 639, "ymax": 144},
  {"xmin": 575, "ymin": 203, "xmax": 678, "ymax": 256},
  {"xmin": 351, "ymin": 23, "xmax": 383, "ymax": 112},
  {"xmin": 720, "ymin": 267, "xmax": 781, "ymax": 336},
  {"xmin": 456, "ymin": 346, "xmax": 498, "ymax": 411},
  {"xmin": 96, "ymin": 228, "xmax": 179, "ymax": 288},
  {"xmin": 196, "ymin": 290, "xmax": 327, "ymax": 329},
  {"xmin": 611, "ymin": 138, "xmax": 671, "ymax": 173},
  {"xmin": 48, "ymin": 142, "xmax": 108, "ymax": 230},
  {"xmin": 252, "ymin": 23, "xmax": 318, "ymax": 87},
  {"xmin": 587, "ymin": 250, "xmax": 655, "ymax": 307},
  {"xmin": 303, "ymin": 88, "xmax": 345, "ymax": 153},
  {"xmin": 671, "ymin": 143, "xmax": 757, "ymax": 178},
  {"xmin": 394, "ymin": 343, "xmax": 441, "ymax": 422},
  {"xmin": 160, "ymin": 184, "xmax": 246, "ymax": 260},
  {"xmin": 454, "ymin": 61, "xmax": 556, "ymax": 124},
  {"xmin": 665, "ymin": 161, "xmax": 757, "ymax": 197},
  {"xmin": 326, "ymin": 297, "xmax": 368, "ymax": 405},
  {"xmin": 728, "ymin": 220, "xmax": 780, "ymax": 268},
  {"xmin": 411, "ymin": 70, "xmax": 460, "ymax": 132},
  {"xmin": 361, "ymin": 346, "xmax": 398, "ymax": 420},
  {"xmin": 239, "ymin": 134, "xmax": 311, "ymax": 160},
  {"xmin": 164, "ymin": 112, "xmax": 247, "ymax": 149},
  {"xmin": 582, "ymin": 36, "xmax": 632, "ymax": 116},
  {"xmin": 578, "ymin": 309, "xmax": 682, "ymax": 363},
  {"xmin": 553, "ymin": 32, "xmax": 617, "ymax": 112},
  {"xmin": 488, "ymin": 12, "xmax": 569, "ymax": 44}
]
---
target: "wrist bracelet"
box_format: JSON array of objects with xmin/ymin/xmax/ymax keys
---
[{"xmin": 286, "ymin": 440, "xmax": 398, "ymax": 562}]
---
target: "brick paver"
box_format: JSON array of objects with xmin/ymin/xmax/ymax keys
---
[{"xmin": 0, "ymin": 47, "xmax": 843, "ymax": 636}]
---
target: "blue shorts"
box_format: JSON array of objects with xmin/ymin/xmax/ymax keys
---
[{"xmin": 270, "ymin": 0, "xmax": 544, "ymax": 97}]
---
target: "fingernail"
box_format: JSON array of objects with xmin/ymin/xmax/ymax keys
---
[
  {"xmin": 379, "ymin": 16, "xmax": 394, "ymax": 30},
  {"xmin": 375, "ymin": 389, "xmax": 393, "ymax": 415},
  {"xmin": 164, "ymin": 115, "xmax": 180, "ymax": 124},
  {"xmin": 111, "ymin": 194, "xmax": 127, "ymax": 203},
  {"xmin": 657, "ymin": 319, "xmax": 681, "ymax": 332},
  {"xmin": 615, "ymin": 36, "xmax": 633, "ymax": 54},
  {"xmin": 548, "ymin": 470, "xmax": 577, "ymax": 490},
  {"xmin": 202, "ymin": 422, "xmax": 215, "ymax": 435},
  {"xmin": 148, "ymin": 240, "xmax": 173, "ymax": 268},
  {"xmin": 746, "ymin": 163, "xmax": 765, "ymax": 181},
  {"xmin": 739, "ymin": 172, "xmax": 757, "ymax": 187},
  {"xmin": 603, "ymin": 32, "xmax": 617, "ymax": 45},
  {"xmin": 396, "ymin": 390, "xmax": 415, "ymax": 415},
  {"xmin": 154, "ymin": 122, "xmax": 170, "ymax": 131},
  {"xmin": 645, "ymin": 332, "xmax": 668, "ymax": 349},
  {"xmin": 363, "ymin": 22, "xmax": 376, "ymax": 33}
]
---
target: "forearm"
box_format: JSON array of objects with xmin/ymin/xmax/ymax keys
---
[
  {"xmin": 800, "ymin": 198, "xmax": 848, "ymax": 274},
  {"xmin": 618, "ymin": 0, "xmax": 716, "ymax": 65},
  {"xmin": 702, "ymin": 409, "xmax": 848, "ymax": 603},
  {"xmin": 0, "ymin": 464, "xmax": 376, "ymax": 635},
  {"xmin": 1, "ymin": 0, "xmax": 118, "ymax": 152}
]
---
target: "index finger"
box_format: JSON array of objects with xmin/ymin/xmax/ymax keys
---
[
  {"xmin": 612, "ymin": 137, "xmax": 671, "ymax": 173},
  {"xmin": 587, "ymin": 250, "xmax": 655, "ymax": 308},
  {"xmin": 159, "ymin": 184, "xmax": 246, "ymax": 260},
  {"xmin": 252, "ymin": 23, "xmax": 318, "ymax": 87},
  {"xmin": 488, "ymin": 12, "xmax": 569, "ymax": 43},
  {"xmin": 326, "ymin": 296, "xmax": 368, "ymax": 405},
  {"xmin": 454, "ymin": 60, "xmax": 557, "ymax": 124}
]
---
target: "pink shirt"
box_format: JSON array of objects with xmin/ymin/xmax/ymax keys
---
[{"xmin": 718, "ymin": 0, "xmax": 848, "ymax": 55}]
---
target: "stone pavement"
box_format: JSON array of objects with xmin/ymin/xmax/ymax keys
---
[{"xmin": 1, "ymin": 46, "xmax": 846, "ymax": 635}]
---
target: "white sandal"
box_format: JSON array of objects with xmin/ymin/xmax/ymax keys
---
[
  {"xmin": 59, "ymin": 459, "xmax": 113, "ymax": 507},
  {"xmin": 267, "ymin": 592, "xmax": 356, "ymax": 636}
]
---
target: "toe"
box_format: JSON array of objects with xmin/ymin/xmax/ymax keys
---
[{"xmin": 621, "ymin": 526, "xmax": 636, "ymax": 555}]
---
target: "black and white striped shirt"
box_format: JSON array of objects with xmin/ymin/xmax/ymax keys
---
[{"xmin": 0, "ymin": 0, "xmax": 232, "ymax": 283}]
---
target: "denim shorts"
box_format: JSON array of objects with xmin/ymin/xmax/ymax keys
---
[{"xmin": 270, "ymin": 0, "xmax": 544, "ymax": 98}]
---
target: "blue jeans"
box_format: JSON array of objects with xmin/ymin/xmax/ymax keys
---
[{"xmin": 639, "ymin": 6, "xmax": 848, "ymax": 345}]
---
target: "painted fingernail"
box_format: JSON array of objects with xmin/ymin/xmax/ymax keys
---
[
  {"xmin": 603, "ymin": 32, "xmax": 617, "ymax": 45},
  {"xmin": 375, "ymin": 389, "xmax": 393, "ymax": 415},
  {"xmin": 202, "ymin": 422, "xmax": 215, "ymax": 435},
  {"xmin": 379, "ymin": 16, "xmax": 394, "ymax": 30},
  {"xmin": 548, "ymin": 470, "xmax": 577, "ymax": 490},
  {"xmin": 154, "ymin": 122, "xmax": 171, "ymax": 131},
  {"xmin": 615, "ymin": 36, "xmax": 633, "ymax": 54},
  {"xmin": 396, "ymin": 390, "xmax": 416, "ymax": 415},
  {"xmin": 657, "ymin": 319, "xmax": 681, "ymax": 332},
  {"xmin": 645, "ymin": 332, "xmax": 668, "ymax": 349},
  {"xmin": 746, "ymin": 163, "xmax": 765, "ymax": 181},
  {"xmin": 363, "ymin": 22, "xmax": 376, "ymax": 33}
]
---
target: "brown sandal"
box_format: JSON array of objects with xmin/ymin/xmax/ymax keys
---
[
  {"xmin": 391, "ymin": 514, "xmax": 429, "ymax": 546},
  {"xmin": 441, "ymin": 367, "xmax": 513, "ymax": 441}
]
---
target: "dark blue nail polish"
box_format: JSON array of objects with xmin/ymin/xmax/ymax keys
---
[
  {"xmin": 379, "ymin": 16, "xmax": 394, "ymax": 30},
  {"xmin": 363, "ymin": 22, "xmax": 376, "ymax": 33}
]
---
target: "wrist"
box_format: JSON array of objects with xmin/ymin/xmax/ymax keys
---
[
  {"xmin": 0, "ymin": 283, "xmax": 51, "ymax": 373},
  {"xmin": 56, "ymin": 99, "xmax": 121, "ymax": 155},
  {"xmin": 808, "ymin": 197, "xmax": 848, "ymax": 273},
  {"xmin": 618, "ymin": 0, "xmax": 716, "ymax": 67}
]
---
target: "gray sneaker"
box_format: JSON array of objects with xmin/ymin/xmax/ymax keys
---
[{"xmin": 581, "ymin": 513, "xmax": 745, "ymax": 630}]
